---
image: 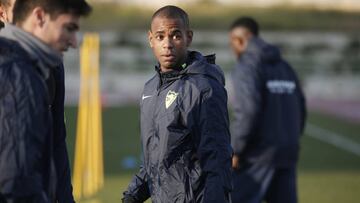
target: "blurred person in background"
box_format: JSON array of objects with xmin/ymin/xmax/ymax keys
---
[
  {"xmin": 229, "ymin": 17, "xmax": 306, "ymax": 203},
  {"xmin": 0, "ymin": 0, "xmax": 91, "ymax": 202},
  {"xmin": 0, "ymin": 0, "xmax": 15, "ymax": 28},
  {"xmin": 122, "ymin": 5, "xmax": 232, "ymax": 203}
]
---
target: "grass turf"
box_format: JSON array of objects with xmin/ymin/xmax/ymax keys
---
[{"xmin": 64, "ymin": 106, "xmax": 360, "ymax": 203}]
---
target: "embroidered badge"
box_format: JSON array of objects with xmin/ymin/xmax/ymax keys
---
[{"xmin": 165, "ymin": 90, "xmax": 179, "ymax": 109}]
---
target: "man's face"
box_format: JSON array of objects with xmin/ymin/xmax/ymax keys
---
[
  {"xmin": 148, "ymin": 16, "xmax": 193, "ymax": 72},
  {"xmin": 39, "ymin": 13, "xmax": 80, "ymax": 54},
  {"xmin": 0, "ymin": 0, "xmax": 15, "ymax": 23},
  {"xmin": 229, "ymin": 27, "xmax": 251, "ymax": 58}
]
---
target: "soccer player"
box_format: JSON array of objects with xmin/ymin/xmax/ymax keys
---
[
  {"xmin": 0, "ymin": 0, "xmax": 92, "ymax": 202},
  {"xmin": 229, "ymin": 17, "xmax": 306, "ymax": 203},
  {"xmin": 122, "ymin": 5, "xmax": 232, "ymax": 203}
]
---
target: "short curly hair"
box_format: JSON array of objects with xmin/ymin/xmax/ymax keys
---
[
  {"xmin": 151, "ymin": 5, "xmax": 190, "ymax": 29},
  {"xmin": 230, "ymin": 16, "xmax": 259, "ymax": 36}
]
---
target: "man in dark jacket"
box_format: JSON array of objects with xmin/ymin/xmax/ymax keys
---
[
  {"xmin": 229, "ymin": 17, "xmax": 306, "ymax": 203},
  {"xmin": 122, "ymin": 5, "xmax": 233, "ymax": 203},
  {"xmin": 0, "ymin": 0, "xmax": 92, "ymax": 202}
]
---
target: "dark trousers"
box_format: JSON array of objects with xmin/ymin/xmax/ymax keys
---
[{"xmin": 231, "ymin": 162, "xmax": 297, "ymax": 203}]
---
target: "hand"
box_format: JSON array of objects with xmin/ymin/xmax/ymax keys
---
[
  {"xmin": 232, "ymin": 154, "xmax": 240, "ymax": 170},
  {"xmin": 122, "ymin": 195, "xmax": 141, "ymax": 203}
]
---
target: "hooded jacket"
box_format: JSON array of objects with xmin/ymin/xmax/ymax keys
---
[
  {"xmin": 0, "ymin": 33, "xmax": 54, "ymax": 202},
  {"xmin": 124, "ymin": 51, "xmax": 233, "ymax": 203},
  {"xmin": 231, "ymin": 37, "xmax": 306, "ymax": 167},
  {"xmin": 0, "ymin": 24, "xmax": 74, "ymax": 202}
]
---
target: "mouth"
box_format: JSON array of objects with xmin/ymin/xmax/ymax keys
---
[
  {"xmin": 161, "ymin": 54, "xmax": 176, "ymax": 61},
  {"xmin": 57, "ymin": 47, "xmax": 68, "ymax": 53}
]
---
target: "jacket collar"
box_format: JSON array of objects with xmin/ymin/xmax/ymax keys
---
[{"xmin": 0, "ymin": 23, "xmax": 63, "ymax": 68}]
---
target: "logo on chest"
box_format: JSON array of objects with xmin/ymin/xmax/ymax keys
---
[{"xmin": 165, "ymin": 90, "xmax": 179, "ymax": 109}]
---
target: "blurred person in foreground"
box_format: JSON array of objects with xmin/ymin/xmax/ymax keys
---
[
  {"xmin": 0, "ymin": 0, "xmax": 92, "ymax": 202},
  {"xmin": 0, "ymin": 0, "xmax": 15, "ymax": 28},
  {"xmin": 122, "ymin": 5, "xmax": 232, "ymax": 203},
  {"xmin": 229, "ymin": 17, "xmax": 306, "ymax": 203}
]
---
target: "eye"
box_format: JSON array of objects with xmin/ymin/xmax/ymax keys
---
[
  {"xmin": 66, "ymin": 27, "xmax": 73, "ymax": 32},
  {"xmin": 65, "ymin": 24, "xmax": 77, "ymax": 32},
  {"xmin": 173, "ymin": 34, "xmax": 182, "ymax": 40},
  {"xmin": 155, "ymin": 35, "xmax": 164, "ymax": 40}
]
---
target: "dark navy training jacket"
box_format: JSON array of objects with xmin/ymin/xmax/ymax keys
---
[
  {"xmin": 231, "ymin": 38, "xmax": 306, "ymax": 167},
  {"xmin": 124, "ymin": 51, "xmax": 233, "ymax": 203},
  {"xmin": 0, "ymin": 37, "xmax": 54, "ymax": 201},
  {"xmin": 0, "ymin": 24, "xmax": 74, "ymax": 202}
]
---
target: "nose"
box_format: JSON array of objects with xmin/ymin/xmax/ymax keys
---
[
  {"xmin": 162, "ymin": 36, "xmax": 173, "ymax": 50},
  {"xmin": 69, "ymin": 34, "xmax": 78, "ymax": 49}
]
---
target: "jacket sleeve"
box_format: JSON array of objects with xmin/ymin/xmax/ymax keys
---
[
  {"xmin": 123, "ymin": 165, "xmax": 150, "ymax": 202},
  {"xmin": 294, "ymin": 71, "xmax": 307, "ymax": 134},
  {"xmin": 300, "ymin": 89, "xmax": 307, "ymax": 134},
  {"xmin": 193, "ymin": 84, "xmax": 232, "ymax": 203},
  {"xmin": 52, "ymin": 65, "xmax": 75, "ymax": 203},
  {"xmin": 230, "ymin": 60, "xmax": 262, "ymax": 155},
  {"xmin": 0, "ymin": 62, "xmax": 51, "ymax": 198}
]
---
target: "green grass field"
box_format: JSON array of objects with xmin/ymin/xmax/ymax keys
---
[{"xmin": 64, "ymin": 106, "xmax": 360, "ymax": 203}]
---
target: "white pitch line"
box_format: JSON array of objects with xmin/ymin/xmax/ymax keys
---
[{"xmin": 306, "ymin": 123, "xmax": 360, "ymax": 157}]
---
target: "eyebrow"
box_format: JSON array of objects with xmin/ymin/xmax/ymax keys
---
[
  {"xmin": 170, "ymin": 29, "xmax": 182, "ymax": 34},
  {"xmin": 154, "ymin": 30, "xmax": 165, "ymax": 34},
  {"xmin": 153, "ymin": 28, "xmax": 182, "ymax": 35}
]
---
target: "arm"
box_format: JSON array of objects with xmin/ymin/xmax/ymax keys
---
[
  {"xmin": 300, "ymin": 90, "xmax": 307, "ymax": 134},
  {"xmin": 194, "ymin": 85, "xmax": 232, "ymax": 203},
  {"xmin": 288, "ymin": 64, "xmax": 307, "ymax": 135},
  {"xmin": 52, "ymin": 65, "xmax": 75, "ymax": 203},
  {"xmin": 297, "ymin": 77, "xmax": 307, "ymax": 134},
  {"xmin": 230, "ymin": 60, "xmax": 262, "ymax": 156},
  {"xmin": 122, "ymin": 165, "xmax": 150, "ymax": 203},
  {"xmin": 0, "ymin": 62, "xmax": 51, "ymax": 199}
]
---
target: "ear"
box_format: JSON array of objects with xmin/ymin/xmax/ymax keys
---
[
  {"xmin": 186, "ymin": 30, "xmax": 193, "ymax": 47},
  {"xmin": 148, "ymin": 30, "xmax": 154, "ymax": 48},
  {"xmin": 0, "ymin": 6, "xmax": 7, "ymax": 22},
  {"xmin": 32, "ymin": 7, "xmax": 47, "ymax": 27},
  {"xmin": 238, "ymin": 37, "xmax": 245, "ymax": 47},
  {"xmin": 234, "ymin": 36, "xmax": 247, "ymax": 51}
]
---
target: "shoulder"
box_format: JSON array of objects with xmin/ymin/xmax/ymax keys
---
[
  {"xmin": 143, "ymin": 74, "xmax": 159, "ymax": 90},
  {"xmin": 237, "ymin": 52, "xmax": 262, "ymax": 71},
  {"xmin": 184, "ymin": 73, "xmax": 226, "ymax": 100},
  {"xmin": 0, "ymin": 37, "xmax": 32, "ymax": 70},
  {"xmin": 0, "ymin": 37, "xmax": 29, "ymax": 59},
  {"xmin": 141, "ymin": 73, "xmax": 160, "ymax": 99},
  {"xmin": 0, "ymin": 38, "xmax": 38, "ymax": 88},
  {"xmin": 233, "ymin": 53, "xmax": 264, "ymax": 83}
]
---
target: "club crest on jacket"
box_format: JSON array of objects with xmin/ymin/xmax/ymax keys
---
[{"xmin": 165, "ymin": 90, "xmax": 179, "ymax": 109}]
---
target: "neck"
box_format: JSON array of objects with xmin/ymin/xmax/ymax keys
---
[
  {"xmin": 17, "ymin": 18, "xmax": 36, "ymax": 35},
  {"xmin": 160, "ymin": 66, "xmax": 181, "ymax": 73}
]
